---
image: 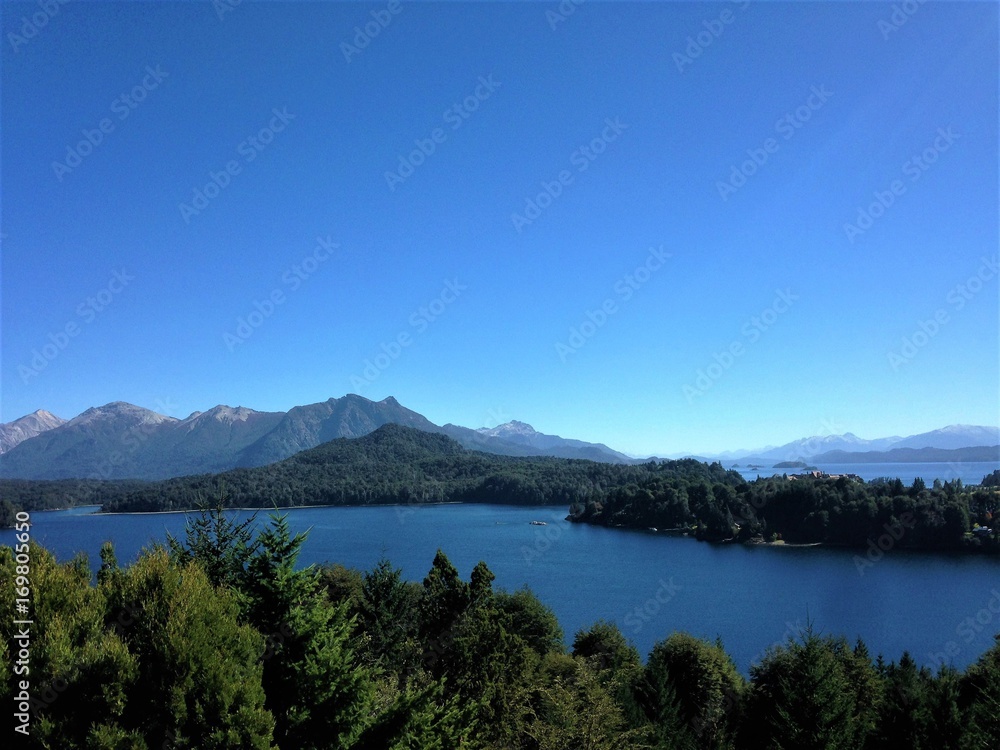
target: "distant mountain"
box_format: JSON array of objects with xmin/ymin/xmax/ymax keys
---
[
  {"xmin": 0, "ymin": 402, "xmax": 180, "ymax": 480},
  {"xmin": 714, "ymin": 433, "xmax": 900, "ymax": 463},
  {"xmin": 477, "ymin": 420, "xmax": 539, "ymax": 440},
  {"xmin": 40, "ymin": 402, "xmax": 172, "ymax": 478},
  {"xmin": 697, "ymin": 425, "xmax": 997, "ymax": 464},
  {"xmin": 0, "ymin": 395, "xmax": 632, "ymax": 480},
  {"xmin": 763, "ymin": 433, "xmax": 901, "ymax": 461},
  {"xmin": 810, "ymin": 445, "xmax": 1000, "ymax": 464},
  {"xmin": 887, "ymin": 425, "xmax": 1000, "ymax": 451},
  {"xmin": 435, "ymin": 423, "xmax": 540, "ymax": 456},
  {"xmin": 235, "ymin": 395, "xmax": 437, "ymax": 468},
  {"xmin": 0, "ymin": 409, "xmax": 65, "ymax": 454},
  {"xmin": 151, "ymin": 405, "xmax": 286, "ymax": 476},
  {"xmin": 475, "ymin": 420, "xmax": 632, "ymax": 463}
]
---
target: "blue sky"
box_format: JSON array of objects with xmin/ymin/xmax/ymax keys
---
[{"xmin": 2, "ymin": 1, "xmax": 997, "ymax": 456}]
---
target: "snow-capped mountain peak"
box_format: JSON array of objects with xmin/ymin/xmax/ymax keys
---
[{"xmin": 476, "ymin": 420, "xmax": 538, "ymax": 438}]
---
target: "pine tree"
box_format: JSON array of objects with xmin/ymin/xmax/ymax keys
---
[
  {"xmin": 358, "ymin": 556, "xmax": 422, "ymax": 682},
  {"xmin": 741, "ymin": 627, "xmax": 872, "ymax": 749},
  {"xmin": 243, "ymin": 513, "xmax": 372, "ymax": 749},
  {"xmin": 960, "ymin": 634, "xmax": 1000, "ymax": 749},
  {"xmin": 879, "ymin": 652, "xmax": 932, "ymax": 747},
  {"xmin": 419, "ymin": 549, "xmax": 470, "ymax": 673},
  {"xmin": 166, "ymin": 502, "xmax": 259, "ymax": 593}
]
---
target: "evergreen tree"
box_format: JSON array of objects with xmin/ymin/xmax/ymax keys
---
[
  {"xmin": 878, "ymin": 652, "xmax": 932, "ymax": 747},
  {"xmin": 573, "ymin": 620, "xmax": 642, "ymax": 674},
  {"xmin": 925, "ymin": 664, "xmax": 963, "ymax": 750},
  {"xmin": 525, "ymin": 652, "xmax": 643, "ymax": 750},
  {"xmin": 102, "ymin": 547, "xmax": 275, "ymax": 748},
  {"xmin": 420, "ymin": 549, "xmax": 470, "ymax": 672},
  {"xmin": 960, "ymin": 635, "xmax": 1000, "ymax": 749},
  {"xmin": 495, "ymin": 587, "xmax": 565, "ymax": 658},
  {"xmin": 448, "ymin": 597, "xmax": 535, "ymax": 746},
  {"xmin": 741, "ymin": 628, "xmax": 874, "ymax": 750},
  {"xmin": 0, "ymin": 544, "xmax": 144, "ymax": 748},
  {"xmin": 572, "ymin": 621, "xmax": 646, "ymax": 733},
  {"xmin": 353, "ymin": 678, "xmax": 477, "ymax": 749},
  {"xmin": 166, "ymin": 502, "xmax": 259, "ymax": 592},
  {"xmin": 358, "ymin": 556, "xmax": 422, "ymax": 681},
  {"xmin": 469, "ymin": 560, "xmax": 495, "ymax": 605},
  {"xmin": 639, "ymin": 633, "xmax": 745, "ymax": 749},
  {"xmin": 243, "ymin": 513, "xmax": 372, "ymax": 750}
]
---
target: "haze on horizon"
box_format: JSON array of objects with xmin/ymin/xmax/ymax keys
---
[{"xmin": 2, "ymin": 1, "xmax": 997, "ymax": 457}]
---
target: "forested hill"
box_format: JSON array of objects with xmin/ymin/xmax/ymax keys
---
[{"xmin": 93, "ymin": 423, "xmax": 741, "ymax": 513}]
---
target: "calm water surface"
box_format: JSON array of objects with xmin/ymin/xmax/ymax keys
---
[
  {"xmin": 4, "ymin": 502, "xmax": 999, "ymax": 675},
  {"xmin": 733, "ymin": 460, "xmax": 997, "ymax": 484}
]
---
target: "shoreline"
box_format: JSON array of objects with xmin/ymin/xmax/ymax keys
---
[
  {"xmin": 3, "ymin": 499, "xmax": 567, "ymax": 528},
  {"xmin": 94, "ymin": 499, "xmax": 470, "ymax": 516},
  {"xmin": 574, "ymin": 521, "xmax": 999, "ymax": 556}
]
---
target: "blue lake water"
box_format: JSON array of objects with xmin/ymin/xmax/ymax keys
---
[
  {"xmin": 733, "ymin": 461, "xmax": 997, "ymax": 485},
  {"xmin": 4, "ymin": 500, "xmax": 999, "ymax": 676}
]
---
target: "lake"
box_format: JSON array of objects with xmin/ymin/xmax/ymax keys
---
[
  {"xmin": 4, "ymin": 500, "xmax": 999, "ymax": 676},
  {"xmin": 733, "ymin": 460, "xmax": 997, "ymax": 485}
]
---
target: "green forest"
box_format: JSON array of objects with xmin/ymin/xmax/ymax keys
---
[
  {"xmin": 570, "ymin": 469, "xmax": 1000, "ymax": 552},
  {"xmin": 1, "ymin": 427, "xmax": 997, "ymax": 554},
  {"xmin": 2, "ymin": 507, "xmax": 998, "ymax": 749}
]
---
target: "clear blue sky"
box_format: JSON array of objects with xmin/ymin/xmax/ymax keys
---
[{"xmin": 2, "ymin": 1, "xmax": 997, "ymax": 456}]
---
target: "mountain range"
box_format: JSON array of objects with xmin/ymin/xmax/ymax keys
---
[
  {"xmin": 0, "ymin": 395, "xmax": 631, "ymax": 480},
  {"xmin": 800, "ymin": 445, "xmax": 1000, "ymax": 465},
  {"xmin": 674, "ymin": 425, "xmax": 1000, "ymax": 465},
  {"xmin": 0, "ymin": 395, "xmax": 995, "ymax": 481}
]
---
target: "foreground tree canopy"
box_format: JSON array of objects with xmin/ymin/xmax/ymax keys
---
[
  {"xmin": 1, "ymin": 425, "xmax": 997, "ymax": 553},
  {"xmin": 2, "ymin": 507, "xmax": 999, "ymax": 749}
]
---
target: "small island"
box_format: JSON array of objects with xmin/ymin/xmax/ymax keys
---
[{"xmin": 773, "ymin": 461, "xmax": 818, "ymax": 469}]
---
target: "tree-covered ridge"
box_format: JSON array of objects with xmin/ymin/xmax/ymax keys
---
[
  {"xmin": 0, "ymin": 478, "xmax": 150, "ymax": 519},
  {"xmin": 2, "ymin": 508, "xmax": 998, "ymax": 749},
  {"xmin": 7, "ymin": 424, "xmax": 741, "ymax": 514}
]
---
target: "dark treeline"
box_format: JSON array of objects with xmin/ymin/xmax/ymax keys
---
[
  {"xmin": 1, "ymin": 426, "xmax": 997, "ymax": 553},
  {"xmin": 2, "ymin": 508, "xmax": 998, "ymax": 749},
  {"xmin": 572, "ymin": 472, "xmax": 1000, "ymax": 553},
  {"xmin": 0, "ymin": 478, "xmax": 150, "ymax": 516}
]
